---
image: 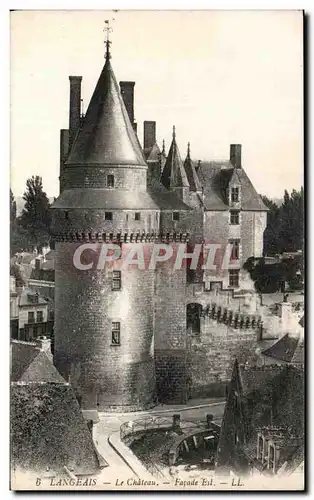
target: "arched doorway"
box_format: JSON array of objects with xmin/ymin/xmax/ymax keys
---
[{"xmin": 187, "ymin": 303, "xmax": 202, "ymax": 334}]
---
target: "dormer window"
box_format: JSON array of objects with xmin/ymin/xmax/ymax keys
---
[
  {"xmin": 105, "ymin": 212, "xmax": 113, "ymax": 221},
  {"xmin": 173, "ymin": 212, "xmax": 180, "ymax": 221},
  {"xmin": 231, "ymin": 187, "xmax": 240, "ymax": 203},
  {"xmin": 135, "ymin": 212, "xmax": 141, "ymax": 221},
  {"xmin": 107, "ymin": 175, "xmax": 115, "ymax": 188}
]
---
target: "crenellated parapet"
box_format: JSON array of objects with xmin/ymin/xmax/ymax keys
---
[
  {"xmin": 201, "ymin": 302, "xmax": 263, "ymax": 331},
  {"xmin": 51, "ymin": 230, "xmax": 190, "ymax": 243}
]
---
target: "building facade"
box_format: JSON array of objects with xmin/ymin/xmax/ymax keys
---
[{"xmin": 51, "ymin": 40, "xmax": 268, "ymax": 412}]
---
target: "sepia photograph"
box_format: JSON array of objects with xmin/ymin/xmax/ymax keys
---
[{"xmin": 9, "ymin": 9, "xmax": 304, "ymax": 491}]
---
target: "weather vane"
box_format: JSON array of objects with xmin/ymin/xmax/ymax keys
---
[{"xmin": 103, "ymin": 19, "xmax": 115, "ymax": 59}]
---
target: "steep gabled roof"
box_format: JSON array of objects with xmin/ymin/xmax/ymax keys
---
[
  {"xmin": 66, "ymin": 56, "xmax": 146, "ymax": 167},
  {"xmin": 146, "ymin": 142, "xmax": 161, "ymax": 162},
  {"xmin": 11, "ymin": 382, "xmax": 105, "ymax": 475},
  {"xmin": 183, "ymin": 144, "xmax": 202, "ymax": 192},
  {"xmin": 11, "ymin": 340, "xmax": 64, "ymax": 383},
  {"xmin": 197, "ymin": 161, "xmax": 268, "ymax": 211},
  {"xmin": 161, "ymin": 128, "xmax": 189, "ymax": 189},
  {"xmin": 262, "ymin": 334, "xmax": 300, "ymax": 363}
]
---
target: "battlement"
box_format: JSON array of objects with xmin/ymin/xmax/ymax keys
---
[{"xmin": 52, "ymin": 231, "xmax": 190, "ymax": 243}]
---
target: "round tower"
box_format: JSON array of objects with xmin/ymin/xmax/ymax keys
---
[{"xmin": 51, "ymin": 44, "xmax": 160, "ymax": 411}]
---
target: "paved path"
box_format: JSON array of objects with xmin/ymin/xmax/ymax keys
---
[{"xmin": 94, "ymin": 399, "xmax": 226, "ymax": 480}]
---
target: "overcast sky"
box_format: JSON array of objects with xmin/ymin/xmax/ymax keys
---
[{"xmin": 10, "ymin": 10, "xmax": 303, "ymax": 199}]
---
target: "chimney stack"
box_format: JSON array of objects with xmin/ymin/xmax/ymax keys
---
[
  {"xmin": 68, "ymin": 76, "xmax": 82, "ymax": 151},
  {"xmin": 230, "ymin": 144, "xmax": 242, "ymax": 168},
  {"xmin": 59, "ymin": 129, "xmax": 69, "ymax": 193},
  {"xmin": 143, "ymin": 121, "xmax": 156, "ymax": 151},
  {"xmin": 119, "ymin": 81, "xmax": 135, "ymax": 128}
]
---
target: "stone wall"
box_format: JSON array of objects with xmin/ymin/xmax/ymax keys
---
[
  {"xmin": 189, "ymin": 321, "xmax": 259, "ymax": 398},
  {"xmin": 154, "ymin": 244, "xmax": 189, "ymax": 403},
  {"xmin": 54, "ymin": 241, "xmax": 157, "ymax": 411}
]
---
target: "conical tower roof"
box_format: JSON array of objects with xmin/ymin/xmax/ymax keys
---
[
  {"xmin": 66, "ymin": 55, "xmax": 146, "ymax": 167},
  {"xmin": 160, "ymin": 127, "xmax": 189, "ymax": 189},
  {"xmin": 183, "ymin": 143, "xmax": 202, "ymax": 192}
]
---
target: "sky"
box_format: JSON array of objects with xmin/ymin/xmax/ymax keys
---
[{"xmin": 10, "ymin": 10, "xmax": 303, "ymax": 199}]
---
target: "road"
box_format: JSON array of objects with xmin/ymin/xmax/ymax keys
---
[{"xmin": 94, "ymin": 398, "xmax": 226, "ymax": 478}]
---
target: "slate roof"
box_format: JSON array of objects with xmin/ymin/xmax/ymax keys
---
[
  {"xmin": 66, "ymin": 56, "xmax": 146, "ymax": 167},
  {"xmin": 239, "ymin": 363, "xmax": 284, "ymax": 396},
  {"xmin": 197, "ymin": 161, "xmax": 268, "ymax": 211},
  {"xmin": 11, "ymin": 340, "xmax": 63, "ymax": 383},
  {"xmin": 184, "ymin": 148, "xmax": 202, "ymax": 192},
  {"xmin": 145, "ymin": 142, "xmax": 161, "ymax": 162},
  {"xmin": 161, "ymin": 133, "xmax": 189, "ymax": 189},
  {"xmin": 11, "ymin": 382, "xmax": 105, "ymax": 475},
  {"xmin": 11, "ymin": 341, "xmax": 40, "ymax": 382},
  {"xmin": 10, "ymin": 340, "xmax": 107, "ymax": 475},
  {"xmin": 262, "ymin": 334, "xmax": 301, "ymax": 363},
  {"xmin": 19, "ymin": 289, "xmax": 48, "ymax": 307}
]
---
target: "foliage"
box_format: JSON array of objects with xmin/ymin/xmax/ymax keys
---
[
  {"xmin": 262, "ymin": 188, "xmax": 304, "ymax": 255},
  {"xmin": 10, "ymin": 177, "xmax": 52, "ymax": 255},
  {"xmin": 10, "ymin": 189, "xmax": 16, "ymax": 223}
]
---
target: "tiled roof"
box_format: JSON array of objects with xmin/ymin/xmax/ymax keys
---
[
  {"xmin": 66, "ymin": 57, "xmax": 146, "ymax": 167},
  {"xmin": 197, "ymin": 161, "xmax": 268, "ymax": 211},
  {"xmin": 11, "ymin": 382, "xmax": 105, "ymax": 475},
  {"xmin": 262, "ymin": 334, "xmax": 300, "ymax": 362}
]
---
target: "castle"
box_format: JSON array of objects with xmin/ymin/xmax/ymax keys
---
[{"xmin": 51, "ymin": 38, "xmax": 268, "ymax": 413}]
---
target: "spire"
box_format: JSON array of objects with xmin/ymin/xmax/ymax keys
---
[
  {"xmin": 183, "ymin": 143, "xmax": 202, "ymax": 192},
  {"xmin": 172, "ymin": 125, "xmax": 176, "ymax": 139},
  {"xmin": 160, "ymin": 127, "xmax": 189, "ymax": 190},
  {"xmin": 66, "ymin": 45, "xmax": 146, "ymax": 168}
]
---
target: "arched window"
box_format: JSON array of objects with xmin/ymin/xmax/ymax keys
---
[{"xmin": 107, "ymin": 174, "xmax": 115, "ymax": 188}]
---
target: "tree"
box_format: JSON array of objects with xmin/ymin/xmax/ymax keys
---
[
  {"xmin": 261, "ymin": 196, "xmax": 281, "ymax": 256},
  {"xmin": 19, "ymin": 176, "xmax": 51, "ymax": 250},
  {"xmin": 262, "ymin": 188, "xmax": 304, "ymax": 256},
  {"xmin": 10, "ymin": 189, "xmax": 16, "ymax": 223},
  {"xmin": 279, "ymin": 188, "xmax": 304, "ymax": 253}
]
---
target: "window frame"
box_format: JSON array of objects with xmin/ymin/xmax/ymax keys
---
[
  {"xmin": 111, "ymin": 321, "xmax": 121, "ymax": 346},
  {"xmin": 172, "ymin": 211, "xmax": 180, "ymax": 221},
  {"xmin": 229, "ymin": 239, "xmax": 240, "ymax": 260},
  {"xmin": 112, "ymin": 270, "xmax": 122, "ymax": 291},
  {"xmin": 135, "ymin": 212, "xmax": 141, "ymax": 221},
  {"xmin": 229, "ymin": 269, "xmax": 240, "ymax": 288},
  {"xmin": 230, "ymin": 210, "xmax": 240, "ymax": 225},
  {"xmin": 231, "ymin": 187, "xmax": 240, "ymax": 203},
  {"xmin": 105, "ymin": 212, "xmax": 113, "ymax": 221},
  {"xmin": 28, "ymin": 311, "xmax": 35, "ymax": 324},
  {"xmin": 36, "ymin": 310, "xmax": 44, "ymax": 323},
  {"xmin": 107, "ymin": 174, "xmax": 115, "ymax": 188}
]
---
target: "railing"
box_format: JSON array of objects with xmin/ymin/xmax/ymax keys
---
[{"xmin": 120, "ymin": 416, "xmax": 199, "ymax": 441}]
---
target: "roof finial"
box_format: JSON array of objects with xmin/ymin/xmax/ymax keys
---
[
  {"xmin": 172, "ymin": 125, "xmax": 176, "ymax": 139},
  {"xmin": 104, "ymin": 19, "xmax": 114, "ymax": 60},
  {"xmin": 187, "ymin": 142, "xmax": 191, "ymax": 159},
  {"xmin": 162, "ymin": 139, "xmax": 165, "ymax": 154}
]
